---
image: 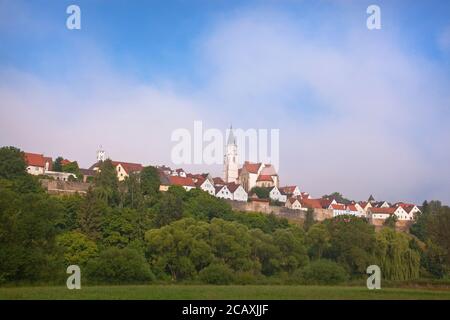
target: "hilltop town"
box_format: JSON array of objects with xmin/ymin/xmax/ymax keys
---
[{"xmin": 21, "ymin": 128, "xmax": 422, "ymax": 231}]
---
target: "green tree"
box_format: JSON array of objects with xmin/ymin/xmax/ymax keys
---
[
  {"xmin": 140, "ymin": 166, "xmax": 160, "ymax": 196},
  {"xmin": 56, "ymin": 231, "xmax": 98, "ymax": 266},
  {"xmin": 249, "ymin": 187, "xmax": 270, "ymax": 199},
  {"xmin": 199, "ymin": 263, "xmax": 234, "ymax": 284},
  {"xmin": 86, "ymin": 247, "xmax": 154, "ymax": 284},
  {"xmin": 153, "ymin": 188, "xmax": 184, "ymax": 227},
  {"xmin": 294, "ymin": 259, "xmax": 349, "ymax": 285},
  {"xmin": 53, "ymin": 157, "xmax": 64, "ymax": 172},
  {"xmin": 273, "ymin": 228, "xmax": 309, "ymax": 273},
  {"xmin": 375, "ymin": 228, "xmax": 420, "ymax": 280},
  {"xmin": 77, "ymin": 189, "xmax": 108, "ymax": 240},
  {"xmin": 306, "ymin": 223, "xmax": 331, "ymax": 260},
  {"xmin": 324, "ymin": 216, "xmax": 377, "ymax": 275},
  {"xmin": 0, "ymin": 146, "xmax": 27, "ymax": 180},
  {"xmin": 145, "ymin": 218, "xmax": 213, "ymax": 280},
  {"xmin": 94, "ymin": 159, "xmax": 119, "ymax": 206}
]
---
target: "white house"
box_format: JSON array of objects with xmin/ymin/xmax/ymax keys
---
[
  {"xmin": 368, "ymin": 207, "xmax": 395, "ymax": 220},
  {"xmin": 195, "ymin": 177, "xmax": 215, "ymax": 196},
  {"xmin": 269, "ymin": 186, "xmax": 287, "ymax": 203},
  {"xmin": 227, "ymin": 183, "xmax": 248, "ymax": 202},
  {"xmin": 24, "ymin": 152, "xmax": 52, "ymax": 175},
  {"xmin": 330, "ymin": 204, "xmax": 349, "ymax": 217},
  {"xmin": 393, "ymin": 205, "xmax": 414, "ymax": 221},
  {"xmin": 162, "ymin": 176, "xmax": 196, "ymax": 191},
  {"xmin": 285, "ymin": 197, "xmax": 302, "ymax": 210},
  {"xmin": 215, "ymin": 185, "xmax": 233, "ymax": 200}
]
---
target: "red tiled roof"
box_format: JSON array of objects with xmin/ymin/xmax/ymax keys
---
[
  {"xmin": 347, "ymin": 204, "xmax": 358, "ymax": 211},
  {"xmin": 243, "ymin": 161, "xmax": 262, "ymax": 174},
  {"xmin": 61, "ymin": 159, "xmax": 71, "ymax": 166},
  {"xmin": 168, "ymin": 176, "xmax": 195, "ymax": 187},
  {"xmin": 24, "ymin": 152, "xmax": 52, "ymax": 169},
  {"xmin": 331, "ymin": 204, "xmax": 346, "ymax": 210},
  {"xmin": 279, "ymin": 186, "xmax": 298, "ymax": 195},
  {"xmin": 256, "ymin": 175, "xmax": 273, "ymax": 182},
  {"xmin": 213, "ymin": 177, "xmax": 225, "ymax": 185},
  {"xmin": 319, "ymin": 198, "xmax": 334, "ymax": 209},
  {"xmin": 288, "ymin": 197, "xmax": 301, "ymax": 205},
  {"xmin": 112, "ymin": 161, "xmax": 143, "ymax": 174},
  {"xmin": 300, "ymin": 198, "xmax": 322, "ymax": 209},
  {"xmin": 226, "ymin": 182, "xmax": 241, "ymax": 193}
]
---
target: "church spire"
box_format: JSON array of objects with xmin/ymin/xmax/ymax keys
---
[{"xmin": 227, "ymin": 125, "xmax": 236, "ymax": 145}]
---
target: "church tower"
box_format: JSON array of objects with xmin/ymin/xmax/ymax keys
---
[
  {"xmin": 96, "ymin": 146, "xmax": 106, "ymax": 162},
  {"xmin": 223, "ymin": 126, "xmax": 239, "ymax": 183}
]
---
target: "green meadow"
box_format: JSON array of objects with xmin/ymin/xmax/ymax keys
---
[{"xmin": 1, "ymin": 285, "xmax": 449, "ymax": 300}]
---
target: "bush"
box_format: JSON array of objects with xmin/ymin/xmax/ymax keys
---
[
  {"xmin": 199, "ymin": 263, "xmax": 234, "ymax": 284},
  {"xmin": 294, "ymin": 260, "xmax": 349, "ymax": 285},
  {"xmin": 86, "ymin": 247, "xmax": 154, "ymax": 284}
]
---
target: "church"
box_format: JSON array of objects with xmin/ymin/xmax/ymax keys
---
[{"xmin": 223, "ymin": 126, "xmax": 280, "ymax": 192}]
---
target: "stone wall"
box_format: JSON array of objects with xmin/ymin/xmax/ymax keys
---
[
  {"xmin": 370, "ymin": 218, "xmax": 414, "ymax": 232},
  {"xmin": 40, "ymin": 179, "xmax": 92, "ymax": 195},
  {"xmin": 227, "ymin": 200, "xmax": 326, "ymax": 225}
]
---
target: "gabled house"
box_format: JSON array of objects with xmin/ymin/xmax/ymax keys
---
[
  {"xmin": 195, "ymin": 177, "xmax": 215, "ymax": 196},
  {"xmin": 285, "ymin": 197, "xmax": 302, "ymax": 210},
  {"xmin": 369, "ymin": 206, "xmax": 413, "ymax": 221},
  {"xmin": 24, "ymin": 152, "xmax": 52, "ymax": 175},
  {"xmin": 279, "ymin": 186, "xmax": 301, "ymax": 197},
  {"xmin": 269, "ymin": 186, "xmax": 287, "ymax": 203},
  {"xmin": 227, "ymin": 183, "xmax": 248, "ymax": 202},
  {"xmin": 330, "ymin": 204, "xmax": 348, "ymax": 217},
  {"xmin": 90, "ymin": 160, "xmax": 143, "ymax": 181},
  {"xmin": 394, "ymin": 203, "xmax": 421, "ymax": 216},
  {"xmin": 299, "ymin": 198, "xmax": 322, "ymax": 211},
  {"xmin": 165, "ymin": 176, "xmax": 196, "ymax": 191},
  {"xmin": 214, "ymin": 185, "xmax": 233, "ymax": 200},
  {"xmin": 319, "ymin": 198, "xmax": 337, "ymax": 209}
]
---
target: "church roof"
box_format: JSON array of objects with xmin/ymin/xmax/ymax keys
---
[{"xmin": 242, "ymin": 161, "xmax": 262, "ymax": 174}]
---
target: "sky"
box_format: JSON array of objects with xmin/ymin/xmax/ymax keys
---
[{"xmin": 0, "ymin": 0, "xmax": 449, "ymax": 204}]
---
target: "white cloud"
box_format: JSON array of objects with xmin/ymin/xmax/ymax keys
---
[{"xmin": 1, "ymin": 8, "xmax": 449, "ymax": 204}]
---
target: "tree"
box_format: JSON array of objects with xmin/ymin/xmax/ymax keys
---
[
  {"xmin": 145, "ymin": 218, "xmax": 213, "ymax": 280},
  {"xmin": 77, "ymin": 189, "xmax": 108, "ymax": 240},
  {"xmin": 56, "ymin": 231, "xmax": 98, "ymax": 266},
  {"xmin": 53, "ymin": 157, "xmax": 64, "ymax": 172},
  {"xmin": 140, "ymin": 166, "xmax": 160, "ymax": 196},
  {"xmin": 249, "ymin": 187, "xmax": 270, "ymax": 199},
  {"xmin": 199, "ymin": 263, "xmax": 234, "ymax": 284},
  {"xmin": 375, "ymin": 228, "xmax": 420, "ymax": 280},
  {"xmin": 383, "ymin": 214, "xmax": 398, "ymax": 229},
  {"xmin": 272, "ymin": 228, "xmax": 309, "ymax": 273},
  {"xmin": 62, "ymin": 161, "xmax": 81, "ymax": 178},
  {"xmin": 86, "ymin": 247, "xmax": 154, "ymax": 284},
  {"xmin": 294, "ymin": 259, "xmax": 349, "ymax": 285},
  {"xmin": 249, "ymin": 229, "xmax": 281, "ymax": 275},
  {"xmin": 322, "ymin": 192, "xmax": 352, "ymax": 205},
  {"xmin": 324, "ymin": 216, "xmax": 377, "ymax": 275},
  {"xmin": 153, "ymin": 188, "xmax": 184, "ymax": 227},
  {"xmin": 94, "ymin": 159, "xmax": 119, "ymax": 206},
  {"xmin": 0, "ymin": 146, "xmax": 27, "ymax": 180},
  {"xmin": 306, "ymin": 223, "xmax": 331, "ymax": 260}
]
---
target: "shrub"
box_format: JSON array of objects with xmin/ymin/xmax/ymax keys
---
[
  {"xmin": 199, "ymin": 263, "xmax": 234, "ymax": 285},
  {"xmin": 86, "ymin": 247, "xmax": 154, "ymax": 284},
  {"xmin": 295, "ymin": 259, "xmax": 349, "ymax": 285}
]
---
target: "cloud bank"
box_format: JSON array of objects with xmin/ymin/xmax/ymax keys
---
[{"xmin": 1, "ymin": 7, "xmax": 449, "ymax": 204}]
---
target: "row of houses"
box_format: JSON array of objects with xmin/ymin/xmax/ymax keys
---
[{"xmin": 22, "ymin": 148, "xmax": 422, "ymax": 223}]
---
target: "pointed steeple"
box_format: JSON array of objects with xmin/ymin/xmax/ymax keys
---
[{"xmin": 227, "ymin": 125, "xmax": 236, "ymax": 145}]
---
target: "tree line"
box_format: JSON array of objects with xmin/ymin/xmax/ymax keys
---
[{"xmin": 0, "ymin": 146, "xmax": 449, "ymax": 285}]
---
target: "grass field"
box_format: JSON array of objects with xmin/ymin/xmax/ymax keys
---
[{"xmin": 1, "ymin": 285, "xmax": 450, "ymax": 300}]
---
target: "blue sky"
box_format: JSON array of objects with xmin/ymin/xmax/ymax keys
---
[{"xmin": 1, "ymin": 0, "xmax": 450, "ymax": 204}]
